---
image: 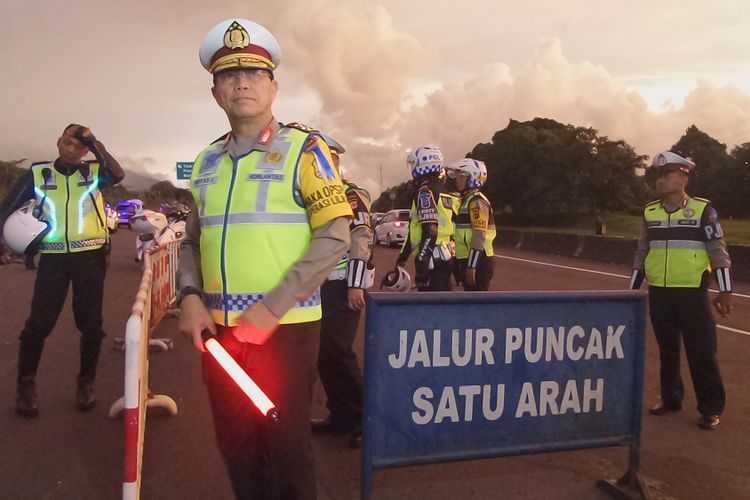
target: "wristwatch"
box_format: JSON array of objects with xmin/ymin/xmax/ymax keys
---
[{"xmin": 177, "ymin": 286, "xmax": 203, "ymax": 306}]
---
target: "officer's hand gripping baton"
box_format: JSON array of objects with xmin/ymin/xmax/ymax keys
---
[{"xmin": 201, "ymin": 330, "xmax": 280, "ymax": 421}]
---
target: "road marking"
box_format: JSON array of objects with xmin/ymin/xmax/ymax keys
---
[{"xmin": 494, "ymin": 253, "xmax": 750, "ymax": 337}]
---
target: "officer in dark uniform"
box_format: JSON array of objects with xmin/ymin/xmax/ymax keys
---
[
  {"xmin": 311, "ymin": 133, "xmax": 372, "ymax": 448},
  {"xmin": 631, "ymin": 151, "xmax": 732, "ymax": 430},
  {"xmin": 0, "ymin": 124, "xmax": 124, "ymax": 418},
  {"xmin": 395, "ymin": 145, "xmax": 458, "ymax": 291}
]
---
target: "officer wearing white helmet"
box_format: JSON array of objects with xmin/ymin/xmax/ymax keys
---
[
  {"xmin": 177, "ymin": 19, "xmax": 352, "ymax": 499},
  {"xmin": 445, "ymin": 158, "xmax": 496, "ymax": 291},
  {"xmin": 631, "ymin": 151, "xmax": 731, "ymax": 430},
  {"xmin": 394, "ymin": 145, "xmax": 458, "ymax": 291},
  {"xmin": 311, "ymin": 133, "xmax": 372, "ymax": 448},
  {"xmin": 0, "ymin": 124, "xmax": 124, "ymax": 418}
]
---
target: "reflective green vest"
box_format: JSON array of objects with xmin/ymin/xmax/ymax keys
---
[
  {"xmin": 191, "ymin": 128, "xmax": 320, "ymax": 326},
  {"xmin": 454, "ymin": 191, "xmax": 496, "ymax": 259},
  {"xmin": 407, "ymin": 187, "xmax": 458, "ymax": 256},
  {"xmin": 32, "ymin": 162, "xmax": 107, "ymax": 254},
  {"xmin": 644, "ymin": 197, "xmax": 710, "ymax": 288}
]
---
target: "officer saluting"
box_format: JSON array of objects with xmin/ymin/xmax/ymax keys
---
[
  {"xmin": 177, "ymin": 19, "xmax": 352, "ymax": 499},
  {"xmin": 631, "ymin": 151, "xmax": 731, "ymax": 430}
]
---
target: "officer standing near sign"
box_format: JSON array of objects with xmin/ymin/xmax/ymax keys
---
[
  {"xmin": 395, "ymin": 145, "xmax": 458, "ymax": 291},
  {"xmin": 630, "ymin": 151, "xmax": 731, "ymax": 430},
  {"xmin": 177, "ymin": 19, "xmax": 352, "ymax": 499},
  {"xmin": 311, "ymin": 133, "xmax": 372, "ymax": 448},
  {"xmin": 445, "ymin": 158, "xmax": 496, "ymax": 291},
  {"xmin": 0, "ymin": 124, "xmax": 124, "ymax": 418}
]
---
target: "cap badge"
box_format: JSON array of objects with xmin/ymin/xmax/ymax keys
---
[
  {"xmin": 223, "ymin": 21, "xmax": 250, "ymax": 50},
  {"xmin": 655, "ymin": 155, "xmax": 667, "ymax": 167}
]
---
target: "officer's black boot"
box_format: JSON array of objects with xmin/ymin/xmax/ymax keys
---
[
  {"xmin": 76, "ymin": 377, "xmax": 96, "ymax": 412},
  {"xmin": 16, "ymin": 377, "xmax": 39, "ymax": 418}
]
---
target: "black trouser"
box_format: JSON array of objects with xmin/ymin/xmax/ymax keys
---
[
  {"xmin": 648, "ymin": 285, "xmax": 725, "ymax": 416},
  {"xmin": 18, "ymin": 248, "xmax": 107, "ymax": 383},
  {"xmin": 417, "ymin": 259, "xmax": 454, "ymax": 292},
  {"xmin": 203, "ymin": 322, "xmax": 319, "ymax": 500},
  {"xmin": 318, "ymin": 279, "xmax": 363, "ymax": 430},
  {"xmin": 458, "ymin": 254, "xmax": 495, "ymax": 291}
]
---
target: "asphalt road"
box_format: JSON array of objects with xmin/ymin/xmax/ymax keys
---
[{"xmin": 1, "ymin": 230, "xmax": 748, "ymax": 499}]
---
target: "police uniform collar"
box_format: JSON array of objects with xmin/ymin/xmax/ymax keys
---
[
  {"xmin": 220, "ymin": 119, "xmax": 281, "ymax": 156},
  {"xmin": 660, "ymin": 195, "xmax": 689, "ymax": 213},
  {"xmin": 54, "ymin": 158, "xmax": 86, "ymax": 175}
]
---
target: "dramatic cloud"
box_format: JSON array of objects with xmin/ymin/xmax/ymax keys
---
[{"xmin": 1, "ymin": 0, "xmax": 748, "ymax": 198}]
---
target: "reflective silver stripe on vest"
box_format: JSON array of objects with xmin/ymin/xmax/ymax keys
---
[
  {"xmin": 38, "ymin": 242, "xmax": 66, "ymax": 251},
  {"xmin": 647, "ymin": 219, "xmax": 699, "ymax": 228},
  {"xmin": 200, "ymin": 212, "xmax": 309, "ymax": 228},
  {"xmin": 648, "ymin": 240, "xmax": 706, "ymax": 250},
  {"xmin": 205, "ymin": 291, "xmax": 321, "ymax": 312}
]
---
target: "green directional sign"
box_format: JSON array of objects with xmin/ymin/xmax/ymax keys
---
[{"xmin": 176, "ymin": 162, "xmax": 194, "ymax": 180}]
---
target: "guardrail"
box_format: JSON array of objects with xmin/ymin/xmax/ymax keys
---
[{"xmin": 497, "ymin": 229, "xmax": 749, "ymax": 282}]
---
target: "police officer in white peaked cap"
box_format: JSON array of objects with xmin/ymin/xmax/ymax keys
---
[
  {"xmin": 179, "ymin": 18, "xmax": 353, "ymax": 500},
  {"xmin": 631, "ymin": 150, "xmax": 732, "ymax": 431}
]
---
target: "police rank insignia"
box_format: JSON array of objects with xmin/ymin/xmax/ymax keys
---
[
  {"xmin": 683, "ymin": 208, "xmax": 695, "ymax": 218},
  {"xmin": 265, "ymin": 151, "xmax": 283, "ymax": 163},
  {"xmin": 224, "ymin": 21, "xmax": 250, "ymax": 49}
]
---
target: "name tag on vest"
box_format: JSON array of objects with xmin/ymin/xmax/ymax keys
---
[
  {"xmin": 194, "ymin": 176, "xmax": 218, "ymax": 187},
  {"xmin": 248, "ymin": 173, "xmax": 285, "ymax": 182},
  {"xmin": 677, "ymin": 219, "xmax": 698, "ymax": 226}
]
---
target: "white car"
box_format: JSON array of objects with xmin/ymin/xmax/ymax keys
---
[{"xmin": 375, "ymin": 209, "xmax": 410, "ymax": 247}]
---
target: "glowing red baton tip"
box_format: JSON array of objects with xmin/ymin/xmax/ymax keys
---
[{"xmin": 202, "ymin": 333, "xmax": 279, "ymax": 421}]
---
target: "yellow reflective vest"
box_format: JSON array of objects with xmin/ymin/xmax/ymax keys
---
[
  {"xmin": 407, "ymin": 184, "xmax": 458, "ymax": 256},
  {"xmin": 454, "ymin": 191, "xmax": 496, "ymax": 259},
  {"xmin": 32, "ymin": 162, "xmax": 107, "ymax": 253},
  {"xmin": 190, "ymin": 128, "xmax": 320, "ymax": 326},
  {"xmin": 644, "ymin": 197, "xmax": 710, "ymax": 288}
]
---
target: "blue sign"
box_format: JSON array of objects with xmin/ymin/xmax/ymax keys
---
[{"xmin": 362, "ymin": 291, "xmax": 647, "ymax": 498}]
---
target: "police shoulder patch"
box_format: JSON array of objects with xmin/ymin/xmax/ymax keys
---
[{"xmin": 284, "ymin": 122, "xmax": 317, "ymax": 133}]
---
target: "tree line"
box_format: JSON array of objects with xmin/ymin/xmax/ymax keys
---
[{"xmin": 372, "ymin": 119, "xmax": 750, "ymax": 221}]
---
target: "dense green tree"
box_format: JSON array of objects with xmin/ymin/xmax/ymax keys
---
[{"xmin": 469, "ymin": 118, "xmax": 646, "ymax": 222}]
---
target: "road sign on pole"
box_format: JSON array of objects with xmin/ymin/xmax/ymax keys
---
[{"xmin": 176, "ymin": 162, "xmax": 194, "ymax": 180}]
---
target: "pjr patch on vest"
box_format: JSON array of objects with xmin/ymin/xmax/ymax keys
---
[{"xmin": 420, "ymin": 191, "xmax": 433, "ymax": 209}]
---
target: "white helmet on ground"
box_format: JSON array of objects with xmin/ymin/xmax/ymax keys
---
[
  {"xmin": 407, "ymin": 146, "xmax": 444, "ymax": 180},
  {"xmin": 2, "ymin": 201, "xmax": 50, "ymax": 255},
  {"xmin": 445, "ymin": 158, "xmax": 488, "ymax": 189},
  {"xmin": 381, "ymin": 266, "xmax": 411, "ymax": 292}
]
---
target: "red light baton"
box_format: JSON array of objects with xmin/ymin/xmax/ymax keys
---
[{"xmin": 201, "ymin": 330, "xmax": 279, "ymax": 421}]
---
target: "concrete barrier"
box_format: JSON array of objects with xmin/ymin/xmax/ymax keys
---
[{"xmin": 496, "ymin": 229, "xmax": 748, "ymax": 283}]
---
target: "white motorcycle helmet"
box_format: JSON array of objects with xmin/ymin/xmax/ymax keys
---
[
  {"xmin": 2, "ymin": 201, "xmax": 50, "ymax": 255},
  {"xmin": 407, "ymin": 145, "xmax": 444, "ymax": 180},
  {"xmin": 381, "ymin": 266, "xmax": 412, "ymax": 292},
  {"xmin": 445, "ymin": 158, "xmax": 488, "ymax": 189}
]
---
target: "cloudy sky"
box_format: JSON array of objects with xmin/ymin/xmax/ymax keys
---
[{"xmin": 1, "ymin": 0, "xmax": 749, "ymax": 194}]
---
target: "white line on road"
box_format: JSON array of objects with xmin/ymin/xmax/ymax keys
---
[{"xmin": 494, "ymin": 253, "xmax": 750, "ymax": 337}]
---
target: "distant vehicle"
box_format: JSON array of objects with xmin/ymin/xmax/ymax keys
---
[
  {"xmin": 374, "ymin": 209, "xmax": 410, "ymax": 247},
  {"xmin": 371, "ymin": 212, "xmax": 385, "ymax": 226},
  {"xmin": 116, "ymin": 199, "xmax": 144, "ymax": 228}
]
